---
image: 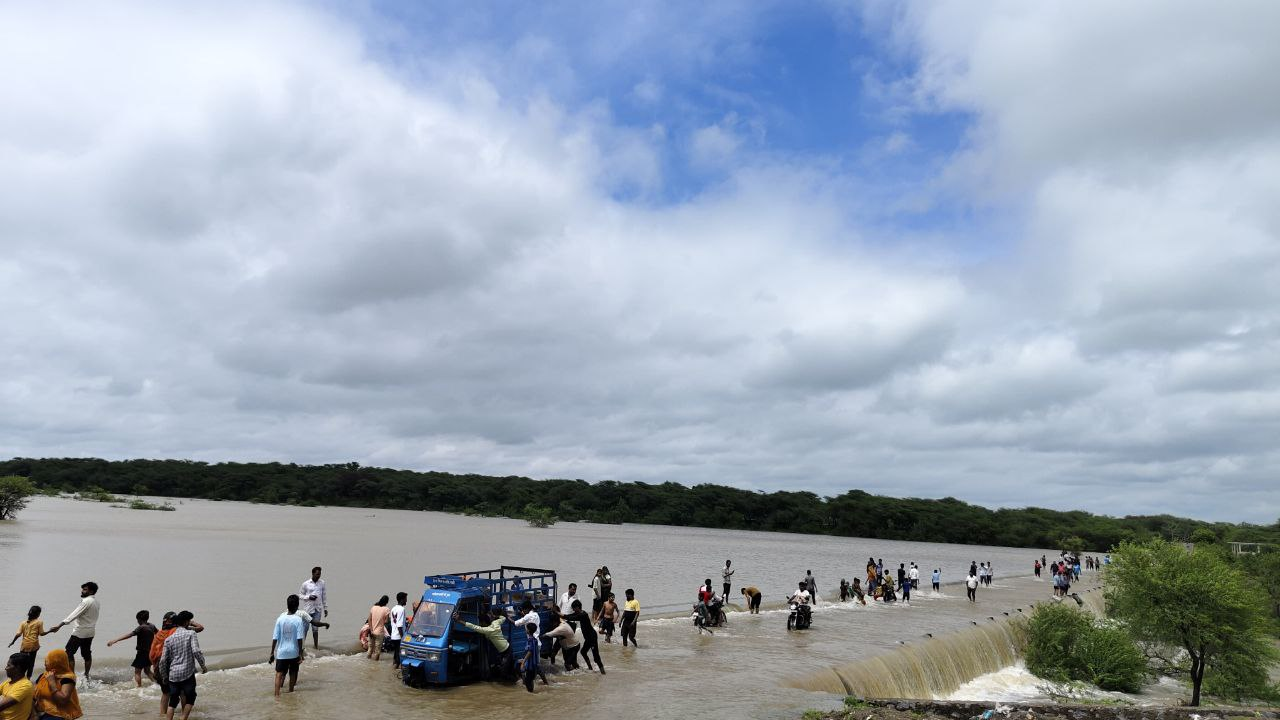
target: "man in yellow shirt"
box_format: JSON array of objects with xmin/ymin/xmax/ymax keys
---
[
  {"xmin": 0, "ymin": 653, "xmax": 34, "ymax": 720},
  {"xmin": 620, "ymin": 589, "xmax": 640, "ymax": 647}
]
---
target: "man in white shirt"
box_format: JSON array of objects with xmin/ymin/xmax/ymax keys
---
[
  {"xmin": 50, "ymin": 581, "xmax": 100, "ymax": 677},
  {"xmin": 559, "ymin": 584, "xmax": 579, "ymax": 629},
  {"xmin": 558, "ymin": 584, "xmax": 578, "ymax": 615},
  {"xmin": 299, "ymin": 567, "xmax": 330, "ymax": 649},
  {"xmin": 908, "ymin": 564, "xmax": 920, "ymax": 590},
  {"xmin": 788, "ymin": 582, "xmax": 811, "ymax": 606},
  {"xmin": 388, "ymin": 592, "xmax": 407, "ymax": 666}
]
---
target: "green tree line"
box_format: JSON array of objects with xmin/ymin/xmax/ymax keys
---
[{"xmin": 3, "ymin": 457, "xmax": 1277, "ymax": 550}]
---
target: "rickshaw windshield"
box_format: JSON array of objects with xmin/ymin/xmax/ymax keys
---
[{"xmin": 409, "ymin": 601, "xmax": 454, "ymax": 638}]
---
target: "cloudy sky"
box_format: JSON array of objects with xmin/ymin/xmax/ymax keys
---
[{"xmin": 2, "ymin": 1, "xmax": 1277, "ymax": 523}]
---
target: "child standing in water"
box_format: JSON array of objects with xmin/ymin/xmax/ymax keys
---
[
  {"xmin": 520, "ymin": 625, "xmax": 547, "ymax": 693},
  {"xmin": 599, "ymin": 593, "xmax": 618, "ymax": 642},
  {"xmin": 106, "ymin": 610, "xmax": 158, "ymax": 687},
  {"xmin": 8, "ymin": 606, "xmax": 50, "ymax": 679},
  {"xmin": 620, "ymin": 589, "xmax": 640, "ymax": 647}
]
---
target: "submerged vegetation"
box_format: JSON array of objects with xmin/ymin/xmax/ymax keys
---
[
  {"xmin": 3, "ymin": 457, "xmax": 1278, "ymax": 551},
  {"xmin": 123, "ymin": 498, "xmax": 176, "ymax": 511},
  {"xmin": 521, "ymin": 503, "xmax": 558, "ymax": 528},
  {"xmin": 76, "ymin": 485, "xmax": 123, "ymax": 503},
  {"xmin": 1025, "ymin": 602, "xmax": 1146, "ymax": 692}
]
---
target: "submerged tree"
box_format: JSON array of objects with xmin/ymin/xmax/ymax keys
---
[
  {"xmin": 1106, "ymin": 539, "xmax": 1278, "ymax": 705},
  {"xmin": 521, "ymin": 504, "xmax": 558, "ymax": 529},
  {"xmin": 0, "ymin": 475, "xmax": 35, "ymax": 520}
]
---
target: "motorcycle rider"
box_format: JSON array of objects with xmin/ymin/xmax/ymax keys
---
[
  {"xmin": 789, "ymin": 581, "xmax": 811, "ymax": 607},
  {"xmin": 695, "ymin": 579, "xmax": 716, "ymax": 627},
  {"xmin": 788, "ymin": 581, "xmax": 812, "ymax": 628}
]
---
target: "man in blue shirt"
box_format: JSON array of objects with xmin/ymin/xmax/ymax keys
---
[{"xmin": 270, "ymin": 595, "xmax": 306, "ymax": 697}]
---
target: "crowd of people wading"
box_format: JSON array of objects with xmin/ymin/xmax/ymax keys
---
[{"xmin": 2, "ymin": 553, "xmax": 1102, "ymax": 717}]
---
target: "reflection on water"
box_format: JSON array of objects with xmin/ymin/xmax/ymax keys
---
[{"xmin": 2, "ymin": 497, "xmax": 1091, "ymax": 719}]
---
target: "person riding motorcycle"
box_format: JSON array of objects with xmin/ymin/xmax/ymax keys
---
[
  {"xmin": 787, "ymin": 581, "xmax": 812, "ymax": 629},
  {"xmin": 788, "ymin": 581, "xmax": 811, "ymax": 607},
  {"xmin": 695, "ymin": 579, "xmax": 718, "ymax": 627}
]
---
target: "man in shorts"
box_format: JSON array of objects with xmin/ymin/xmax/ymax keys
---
[
  {"xmin": 271, "ymin": 595, "xmax": 306, "ymax": 697},
  {"xmin": 50, "ymin": 581, "xmax": 100, "ymax": 677},
  {"xmin": 299, "ymin": 567, "xmax": 330, "ymax": 649}
]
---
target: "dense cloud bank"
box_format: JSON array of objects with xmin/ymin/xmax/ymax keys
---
[{"xmin": 1, "ymin": 1, "xmax": 1277, "ymax": 522}]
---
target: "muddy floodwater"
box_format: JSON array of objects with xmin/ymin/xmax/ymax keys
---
[{"xmin": 0, "ymin": 496, "xmax": 1090, "ymax": 719}]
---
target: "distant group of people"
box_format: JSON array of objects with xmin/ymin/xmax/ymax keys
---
[
  {"xmin": 845, "ymin": 558, "xmax": 933, "ymax": 604},
  {"xmin": 826, "ymin": 558, "xmax": 995, "ymax": 605},
  {"xmin": 1045, "ymin": 554, "xmax": 1081, "ymax": 597}
]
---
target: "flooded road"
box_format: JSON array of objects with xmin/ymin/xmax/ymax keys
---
[{"xmin": 0, "ymin": 496, "xmax": 1087, "ymax": 718}]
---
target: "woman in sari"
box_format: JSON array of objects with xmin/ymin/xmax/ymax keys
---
[{"xmin": 33, "ymin": 648, "xmax": 82, "ymax": 720}]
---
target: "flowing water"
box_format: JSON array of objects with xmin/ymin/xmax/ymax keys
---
[
  {"xmin": 783, "ymin": 585, "xmax": 1110, "ymax": 699},
  {"xmin": 944, "ymin": 663, "xmax": 1189, "ymax": 705},
  {"xmin": 0, "ymin": 496, "xmax": 1095, "ymax": 719}
]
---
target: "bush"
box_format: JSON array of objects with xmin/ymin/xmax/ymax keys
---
[
  {"xmin": 1025, "ymin": 602, "xmax": 1093, "ymax": 681},
  {"xmin": 1026, "ymin": 602, "xmax": 1146, "ymax": 692},
  {"xmin": 1074, "ymin": 625, "xmax": 1147, "ymax": 692}
]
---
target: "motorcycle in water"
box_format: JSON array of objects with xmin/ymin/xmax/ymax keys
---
[
  {"xmin": 692, "ymin": 598, "xmax": 728, "ymax": 633},
  {"xmin": 787, "ymin": 602, "xmax": 812, "ymax": 631}
]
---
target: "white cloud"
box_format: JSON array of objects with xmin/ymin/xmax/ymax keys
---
[
  {"xmin": 689, "ymin": 113, "xmax": 745, "ymax": 168},
  {"xmin": 882, "ymin": 131, "xmax": 913, "ymax": 155},
  {"xmin": 630, "ymin": 78, "xmax": 663, "ymax": 105},
  {"xmin": 1, "ymin": 0, "xmax": 1277, "ymax": 524},
  {"xmin": 863, "ymin": 0, "xmax": 1280, "ymax": 520}
]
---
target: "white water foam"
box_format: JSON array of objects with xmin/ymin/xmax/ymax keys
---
[{"xmin": 945, "ymin": 662, "xmax": 1186, "ymax": 705}]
